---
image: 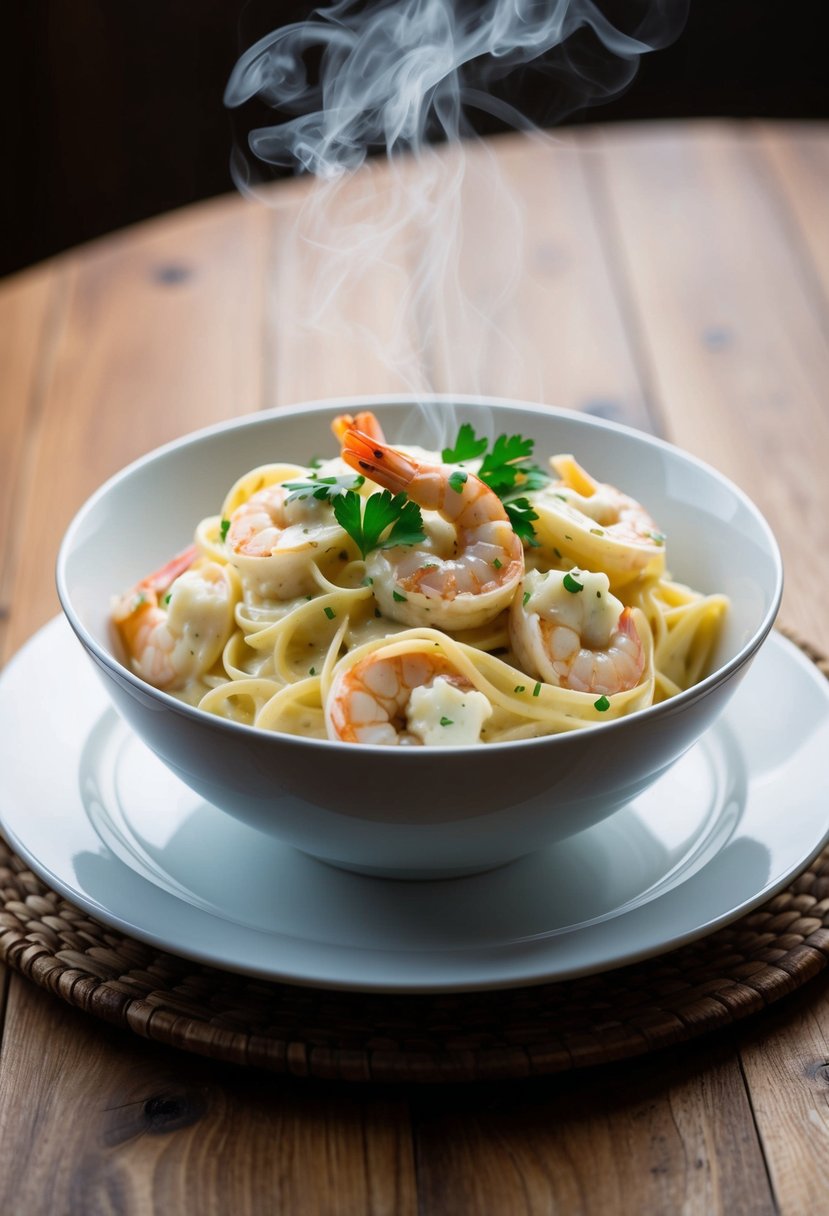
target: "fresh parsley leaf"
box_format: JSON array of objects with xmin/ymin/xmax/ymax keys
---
[
  {"xmin": 332, "ymin": 490, "xmax": 425, "ymax": 560},
  {"xmin": 563, "ymin": 572, "xmax": 584, "ymax": 593},
  {"xmin": 219, "ymin": 518, "xmax": 230, "ymax": 542},
  {"xmin": 594, "ymin": 695, "xmax": 611, "ymax": 712},
  {"xmin": 442, "ymin": 423, "xmax": 488, "ymax": 463},
  {"xmin": 441, "ymin": 424, "xmax": 548, "ymax": 545},
  {"xmin": 506, "ymin": 498, "xmax": 540, "ymax": 547},
  {"xmin": 283, "ymin": 473, "xmax": 365, "ymax": 504}
]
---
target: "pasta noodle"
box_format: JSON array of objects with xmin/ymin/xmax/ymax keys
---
[{"xmin": 111, "ymin": 416, "xmax": 728, "ymax": 746}]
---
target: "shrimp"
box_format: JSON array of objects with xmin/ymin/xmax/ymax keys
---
[
  {"xmin": 341, "ymin": 427, "xmax": 524, "ymax": 631},
  {"xmin": 326, "ymin": 645, "xmax": 492, "ymax": 746},
  {"xmin": 509, "ymin": 567, "xmax": 646, "ymax": 695},
  {"xmin": 113, "ymin": 546, "xmax": 235, "ymax": 691},
  {"xmin": 226, "ymin": 483, "xmax": 353, "ymax": 600},
  {"xmin": 530, "ymin": 454, "xmax": 666, "ymax": 588},
  {"xmin": 331, "ymin": 410, "xmax": 386, "ymax": 445}
]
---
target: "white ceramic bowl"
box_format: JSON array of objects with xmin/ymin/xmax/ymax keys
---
[{"xmin": 57, "ymin": 396, "xmax": 782, "ymax": 878}]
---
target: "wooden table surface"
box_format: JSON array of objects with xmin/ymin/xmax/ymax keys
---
[{"xmin": 1, "ymin": 120, "xmax": 828, "ymax": 1214}]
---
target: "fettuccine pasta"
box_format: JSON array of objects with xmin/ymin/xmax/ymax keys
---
[{"xmin": 111, "ymin": 412, "xmax": 727, "ymax": 746}]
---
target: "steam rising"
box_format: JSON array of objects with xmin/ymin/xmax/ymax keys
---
[{"xmin": 225, "ymin": 0, "xmax": 686, "ymax": 436}]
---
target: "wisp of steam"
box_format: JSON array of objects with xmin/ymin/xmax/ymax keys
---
[{"xmin": 225, "ymin": 0, "xmax": 687, "ymax": 439}]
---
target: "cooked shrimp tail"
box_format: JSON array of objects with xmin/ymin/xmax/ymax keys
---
[{"xmin": 331, "ymin": 411, "xmax": 385, "ymax": 446}]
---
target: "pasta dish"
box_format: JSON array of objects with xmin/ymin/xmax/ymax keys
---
[{"xmin": 112, "ymin": 412, "xmax": 728, "ymax": 746}]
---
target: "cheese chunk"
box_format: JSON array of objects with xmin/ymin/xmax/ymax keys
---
[{"xmin": 406, "ymin": 676, "xmax": 493, "ymax": 746}]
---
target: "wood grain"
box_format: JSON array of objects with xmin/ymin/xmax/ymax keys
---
[
  {"xmin": 422, "ymin": 133, "xmax": 656, "ymax": 429},
  {"xmin": 0, "ymin": 983, "xmax": 416, "ymax": 1216},
  {"xmin": 411, "ymin": 1043, "xmax": 775, "ymax": 1216},
  {"xmin": 756, "ymin": 123, "xmax": 829, "ymax": 306},
  {"xmin": 0, "ymin": 263, "xmax": 65, "ymax": 642},
  {"xmin": 590, "ymin": 121, "xmax": 829, "ymax": 653},
  {"xmin": 1, "ymin": 195, "xmax": 270, "ymax": 660},
  {"xmin": 738, "ymin": 969, "xmax": 829, "ymax": 1214}
]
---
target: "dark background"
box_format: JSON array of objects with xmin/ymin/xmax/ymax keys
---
[{"xmin": 3, "ymin": 0, "xmax": 828, "ymax": 279}]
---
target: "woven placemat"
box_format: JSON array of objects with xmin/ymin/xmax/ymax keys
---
[{"xmin": 1, "ymin": 630, "xmax": 827, "ymax": 1084}]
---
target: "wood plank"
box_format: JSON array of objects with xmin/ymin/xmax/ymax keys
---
[
  {"xmin": 0, "ymin": 263, "xmax": 65, "ymax": 639},
  {"xmin": 756, "ymin": 123, "xmax": 829, "ymax": 305},
  {"xmin": 1, "ymin": 195, "xmax": 270, "ymax": 660},
  {"xmin": 0, "ymin": 982, "xmax": 416, "ymax": 1216},
  {"xmin": 737, "ymin": 979, "xmax": 829, "ymax": 1216},
  {"xmin": 412, "ymin": 1042, "xmax": 775, "ymax": 1215},
  {"xmin": 425, "ymin": 133, "xmax": 656, "ymax": 430},
  {"xmin": 266, "ymin": 168, "xmax": 428, "ymax": 404},
  {"xmin": 590, "ymin": 121, "xmax": 829, "ymax": 654}
]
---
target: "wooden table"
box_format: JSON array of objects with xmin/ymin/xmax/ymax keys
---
[{"xmin": 1, "ymin": 120, "xmax": 828, "ymax": 1213}]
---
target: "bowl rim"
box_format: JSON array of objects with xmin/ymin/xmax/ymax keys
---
[{"xmin": 56, "ymin": 393, "xmax": 784, "ymax": 754}]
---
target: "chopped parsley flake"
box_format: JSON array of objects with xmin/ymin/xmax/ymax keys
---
[
  {"xmin": 532, "ymin": 682, "xmax": 542, "ymax": 697},
  {"xmin": 219, "ymin": 518, "xmax": 231, "ymax": 543},
  {"xmin": 563, "ymin": 572, "xmax": 584, "ymax": 593},
  {"xmin": 649, "ymin": 530, "xmax": 666, "ymax": 545},
  {"xmin": 309, "ymin": 666, "xmax": 317, "ymax": 676},
  {"xmin": 448, "ymin": 470, "xmax": 468, "ymax": 494},
  {"xmin": 439, "ymin": 716, "xmax": 454, "ymax": 727},
  {"xmin": 590, "ymin": 528, "xmax": 604, "ymax": 536},
  {"xmin": 492, "ymin": 557, "xmax": 502, "ymax": 569},
  {"xmin": 392, "ymin": 590, "xmax": 407, "ymax": 602},
  {"xmin": 323, "ymin": 606, "xmax": 336, "ymax": 620},
  {"xmin": 594, "ymin": 695, "xmax": 611, "ymax": 712},
  {"xmin": 514, "ymin": 685, "xmax": 525, "ymax": 694},
  {"xmin": 553, "ymin": 547, "xmax": 563, "ymax": 559},
  {"xmin": 163, "ymin": 593, "xmax": 171, "ymax": 605},
  {"xmin": 523, "ymin": 590, "xmax": 531, "ymax": 607}
]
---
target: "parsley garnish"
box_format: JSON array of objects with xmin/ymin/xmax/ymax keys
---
[
  {"xmin": 439, "ymin": 716, "xmax": 454, "ymax": 727},
  {"xmin": 163, "ymin": 593, "xmax": 172, "ymax": 605},
  {"xmin": 219, "ymin": 518, "xmax": 230, "ymax": 543},
  {"xmin": 442, "ymin": 423, "xmax": 488, "ymax": 463},
  {"xmin": 506, "ymin": 498, "xmax": 540, "ymax": 547},
  {"xmin": 514, "ymin": 685, "xmax": 525, "ymax": 693},
  {"xmin": 283, "ymin": 473, "xmax": 365, "ymax": 504},
  {"xmin": 594, "ymin": 695, "xmax": 611, "ymax": 712},
  {"xmin": 523, "ymin": 591, "xmax": 531, "ymax": 607},
  {"xmin": 532, "ymin": 682, "xmax": 542, "ymax": 697},
  {"xmin": 333, "ymin": 490, "xmax": 425, "ymax": 560},
  {"xmin": 323, "ymin": 606, "xmax": 336, "ymax": 620},
  {"xmin": 563, "ymin": 572, "xmax": 584, "ymax": 593},
  {"xmin": 448, "ymin": 469, "xmax": 468, "ymax": 494},
  {"xmin": 492, "ymin": 558, "xmax": 502, "ymax": 570},
  {"xmin": 392, "ymin": 590, "xmax": 407, "ymax": 602},
  {"xmin": 441, "ymin": 423, "xmax": 548, "ymax": 544}
]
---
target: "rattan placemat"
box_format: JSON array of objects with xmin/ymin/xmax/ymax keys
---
[{"xmin": 1, "ymin": 631, "xmax": 827, "ymax": 1084}]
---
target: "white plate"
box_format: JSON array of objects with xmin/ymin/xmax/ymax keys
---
[{"xmin": 1, "ymin": 617, "xmax": 828, "ymax": 992}]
